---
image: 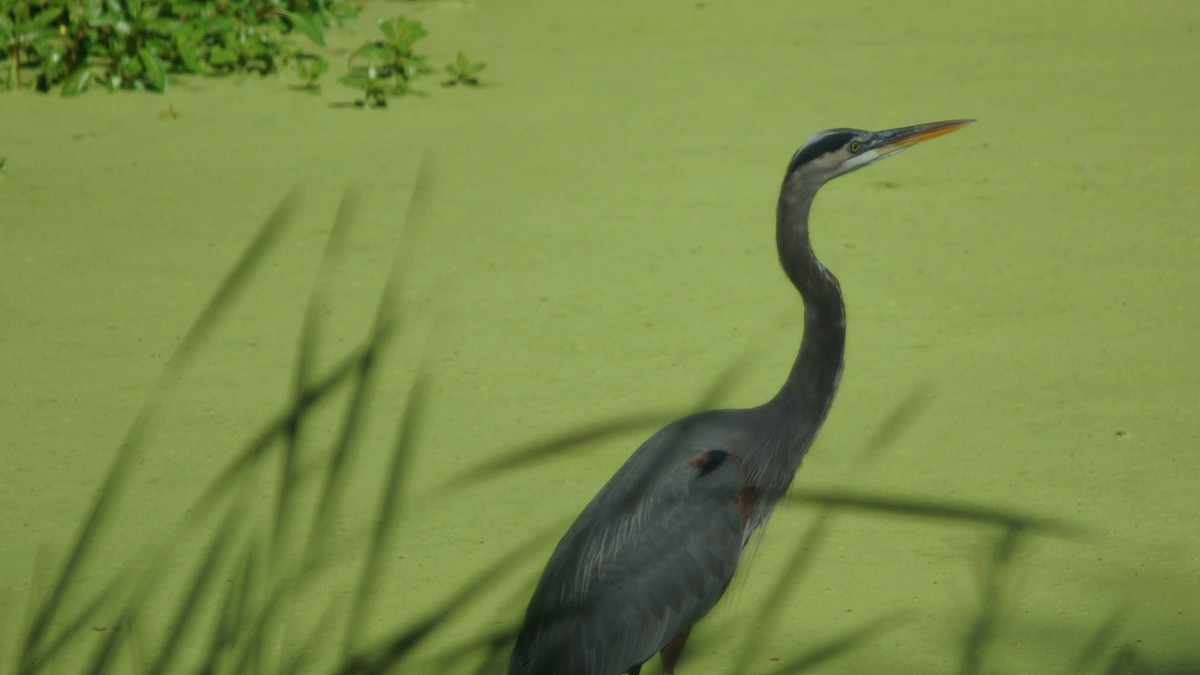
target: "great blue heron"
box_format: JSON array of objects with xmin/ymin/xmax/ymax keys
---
[{"xmin": 507, "ymin": 120, "xmax": 974, "ymax": 675}]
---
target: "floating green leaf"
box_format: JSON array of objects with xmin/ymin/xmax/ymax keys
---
[{"xmin": 442, "ymin": 50, "xmax": 485, "ymax": 87}]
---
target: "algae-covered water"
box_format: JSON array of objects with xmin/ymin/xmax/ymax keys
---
[{"xmin": 2, "ymin": 0, "xmax": 1198, "ymax": 672}]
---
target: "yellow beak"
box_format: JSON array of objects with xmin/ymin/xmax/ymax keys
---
[{"xmin": 873, "ymin": 119, "xmax": 974, "ymax": 156}]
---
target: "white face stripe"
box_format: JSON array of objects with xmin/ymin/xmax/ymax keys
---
[{"xmin": 839, "ymin": 148, "xmax": 881, "ymax": 173}]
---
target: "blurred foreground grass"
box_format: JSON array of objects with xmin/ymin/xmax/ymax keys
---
[{"xmin": 4, "ymin": 177, "xmax": 1179, "ymax": 675}]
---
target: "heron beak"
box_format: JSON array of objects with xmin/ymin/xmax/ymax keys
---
[{"xmin": 872, "ymin": 119, "xmax": 974, "ymax": 157}]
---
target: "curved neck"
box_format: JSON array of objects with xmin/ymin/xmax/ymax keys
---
[{"xmin": 768, "ymin": 172, "xmax": 847, "ymax": 424}]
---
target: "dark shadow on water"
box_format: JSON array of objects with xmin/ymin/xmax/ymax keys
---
[
  {"xmin": 1072, "ymin": 606, "xmax": 1128, "ymax": 674},
  {"xmin": 855, "ymin": 381, "xmax": 936, "ymax": 464},
  {"xmin": 762, "ymin": 613, "xmax": 909, "ymax": 675},
  {"xmin": 959, "ymin": 524, "xmax": 1022, "ymax": 675}
]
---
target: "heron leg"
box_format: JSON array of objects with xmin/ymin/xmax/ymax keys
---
[
  {"xmin": 659, "ymin": 627, "xmax": 692, "ymax": 675},
  {"xmin": 625, "ymin": 665, "xmax": 642, "ymax": 675}
]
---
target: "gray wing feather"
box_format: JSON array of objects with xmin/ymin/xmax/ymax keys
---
[{"xmin": 509, "ymin": 419, "xmax": 747, "ymax": 675}]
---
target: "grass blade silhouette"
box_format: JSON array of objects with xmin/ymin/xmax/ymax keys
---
[
  {"xmin": 81, "ymin": 616, "xmax": 125, "ymax": 675},
  {"xmin": 855, "ymin": 382, "xmax": 935, "ymax": 464},
  {"xmin": 1071, "ymin": 607, "xmax": 1127, "ymax": 673},
  {"xmin": 762, "ymin": 613, "xmax": 908, "ymax": 675},
  {"xmin": 343, "ymin": 368, "xmax": 427, "ymax": 657},
  {"xmin": 787, "ymin": 489, "xmax": 1083, "ymax": 536},
  {"xmin": 269, "ymin": 189, "xmax": 369, "ymax": 667},
  {"xmin": 421, "ymin": 628, "xmax": 514, "ymax": 674},
  {"xmin": 195, "ymin": 338, "xmax": 383, "ymax": 518},
  {"xmin": 305, "ymin": 162, "xmax": 432, "ymax": 563},
  {"xmin": 19, "ymin": 566, "xmax": 133, "ymax": 671},
  {"xmin": 274, "ymin": 189, "xmax": 362, "ymax": 558},
  {"xmin": 24, "ymin": 339, "xmax": 379, "ymax": 672},
  {"xmin": 145, "ymin": 508, "xmax": 244, "ymax": 675},
  {"xmin": 17, "ymin": 189, "xmax": 300, "ymax": 675},
  {"xmin": 196, "ymin": 539, "xmax": 260, "ymax": 675},
  {"xmin": 335, "ymin": 528, "xmax": 557, "ymax": 675},
  {"xmin": 726, "ymin": 514, "xmax": 834, "ymax": 675},
  {"xmin": 449, "ymin": 352, "xmax": 749, "ymax": 490},
  {"xmin": 280, "ymin": 595, "xmax": 348, "ymax": 675},
  {"xmin": 959, "ymin": 524, "xmax": 1023, "ymax": 675}
]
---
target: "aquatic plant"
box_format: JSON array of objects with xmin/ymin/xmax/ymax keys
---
[
  {"xmin": 2, "ymin": 0, "xmax": 487, "ymax": 106},
  {"xmin": 442, "ymin": 50, "xmax": 484, "ymax": 87},
  {"xmin": 337, "ymin": 16, "xmax": 430, "ymax": 108},
  {"xmin": 335, "ymin": 17, "xmax": 488, "ymax": 106},
  {"xmin": 0, "ymin": 0, "xmax": 347, "ymax": 94}
]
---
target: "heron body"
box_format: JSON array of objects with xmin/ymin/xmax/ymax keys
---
[{"xmin": 508, "ymin": 120, "xmax": 972, "ymax": 675}]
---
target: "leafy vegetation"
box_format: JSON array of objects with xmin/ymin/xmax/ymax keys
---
[
  {"xmin": 1, "ymin": 0, "xmax": 351, "ymax": 94},
  {"xmin": 1, "ymin": 0, "xmax": 483, "ymax": 101},
  {"xmin": 338, "ymin": 15, "xmax": 429, "ymax": 107},
  {"xmin": 334, "ymin": 17, "xmax": 487, "ymax": 107},
  {"xmin": 442, "ymin": 49, "xmax": 483, "ymax": 87}
]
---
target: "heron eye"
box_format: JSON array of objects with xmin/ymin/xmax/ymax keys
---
[{"xmin": 849, "ymin": 141, "xmax": 861, "ymax": 153}]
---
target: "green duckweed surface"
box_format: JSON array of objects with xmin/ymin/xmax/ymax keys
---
[{"xmin": 2, "ymin": 0, "xmax": 1198, "ymax": 672}]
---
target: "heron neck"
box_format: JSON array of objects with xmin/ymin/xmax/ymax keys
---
[{"xmin": 765, "ymin": 174, "xmax": 846, "ymax": 465}]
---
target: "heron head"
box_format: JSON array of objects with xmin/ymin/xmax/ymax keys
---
[{"xmin": 786, "ymin": 119, "xmax": 974, "ymax": 183}]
